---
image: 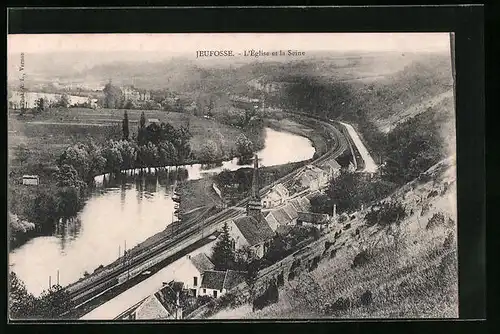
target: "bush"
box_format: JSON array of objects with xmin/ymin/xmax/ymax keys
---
[
  {"xmin": 351, "ymin": 250, "xmax": 371, "ymax": 269},
  {"xmin": 252, "ymin": 280, "xmax": 279, "ymax": 311},
  {"xmin": 308, "ymin": 256, "xmax": 320, "ymax": 272},
  {"xmin": 360, "ymin": 290, "xmax": 373, "ymax": 306},
  {"xmin": 365, "ymin": 200, "xmax": 406, "ymax": 227},
  {"xmin": 325, "ymin": 297, "xmax": 351, "ymax": 314},
  {"xmin": 426, "ymin": 212, "xmax": 446, "ymax": 230},
  {"xmin": 330, "ymin": 249, "xmax": 337, "ymax": 259},
  {"xmin": 277, "ymin": 272, "xmax": 285, "ymax": 287},
  {"xmin": 427, "ymin": 190, "xmax": 439, "ymax": 198},
  {"xmin": 443, "ymin": 232, "xmax": 455, "ymax": 250}
]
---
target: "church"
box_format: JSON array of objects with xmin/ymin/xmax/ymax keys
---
[{"xmin": 225, "ymin": 154, "xmax": 275, "ymax": 259}]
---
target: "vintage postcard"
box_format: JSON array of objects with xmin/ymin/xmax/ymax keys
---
[{"xmin": 8, "ymin": 32, "xmax": 458, "ymax": 320}]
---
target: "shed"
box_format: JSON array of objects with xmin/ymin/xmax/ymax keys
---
[{"xmin": 22, "ymin": 175, "xmax": 39, "ymax": 186}]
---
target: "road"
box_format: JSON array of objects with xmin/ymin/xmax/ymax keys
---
[
  {"xmin": 60, "ymin": 115, "xmax": 353, "ymax": 318},
  {"xmin": 338, "ymin": 121, "xmax": 378, "ymax": 173}
]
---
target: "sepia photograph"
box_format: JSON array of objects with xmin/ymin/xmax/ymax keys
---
[{"xmin": 8, "ymin": 32, "xmax": 459, "ymax": 321}]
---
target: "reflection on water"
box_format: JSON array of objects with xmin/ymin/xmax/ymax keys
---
[{"xmin": 9, "ymin": 127, "xmax": 315, "ymax": 296}]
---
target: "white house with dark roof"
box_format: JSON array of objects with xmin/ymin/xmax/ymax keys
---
[
  {"xmin": 174, "ymin": 253, "xmax": 214, "ymax": 296},
  {"xmin": 297, "ymin": 165, "xmax": 328, "ymax": 191},
  {"xmin": 262, "ymin": 183, "xmax": 289, "ymax": 209},
  {"xmin": 199, "ymin": 270, "xmax": 247, "ymax": 299}
]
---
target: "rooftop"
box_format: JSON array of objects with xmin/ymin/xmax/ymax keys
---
[
  {"xmin": 200, "ymin": 270, "xmax": 246, "ymax": 291},
  {"xmin": 233, "ymin": 214, "xmax": 275, "ymax": 246},
  {"xmin": 189, "ymin": 253, "xmax": 214, "ymax": 273}
]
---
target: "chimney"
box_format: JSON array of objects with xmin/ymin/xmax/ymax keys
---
[{"xmin": 333, "ymin": 204, "xmax": 337, "ymax": 220}]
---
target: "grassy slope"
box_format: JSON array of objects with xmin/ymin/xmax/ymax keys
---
[{"xmin": 210, "ymin": 157, "xmax": 458, "ymax": 319}]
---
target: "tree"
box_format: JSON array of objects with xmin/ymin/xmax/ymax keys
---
[
  {"xmin": 211, "ymin": 222, "xmax": 236, "ymax": 270},
  {"xmin": 235, "ymin": 245, "xmax": 257, "ymax": 270},
  {"xmin": 235, "ymin": 133, "xmax": 254, "ymax": 160},
  {"xmin": 103, "ymin": 140, "xmax": 124, "ymax": 173},
  {"xmin": 116, "ymin": 139, "xmax": 137, "ymax": 170},
  {"xmin": 264, "ymin": 234, "xmax": 290, "ymax": 263},
  {"xmin": 9, "ymin": 271, "xmax": 37, "ymax": 319},
  {"xmin": 14, "ymin": 144, "xmax": 29, "ymax": 166},
  {"xmin": 56, "ymin": 164, "xmax": 85, "ymax": 189},
  {"xmin": 35, "ymin": 98, "xmax": 46, "ymax": 113},
  {"xmin": 157, "ymin": 141, "xmax": 177, "ymax": 166},
  {"xmin": 56, "ymin": 186, "xmax": 82, "ymax": 218},
  {"xmin": 103, "ymin": 82, "xmax": 124, "ymax": 109},
  {"xmin": 58, "ymin": 144, "xmax": 90, "ymax": 180},
  {"xmin": 309, "ymin": 193, "xmax": 333, "ymax": 215},
  {"xmin": 84, "ymin": 140, "xmax": 106, "ymax": 182},
  {"xmin": 138, "ymin": 142, "xmax": 158, "ymax": 170},
  {"xmin": 140, "ymin": 111, "xmax": 146, "ymax": 129},
  {"xmin": 35, "ymin": 284, "xmax": 73, "ymax": 319},
  {"xmin": 54, "ymin": 94, "xmax": 70, "ymax": 108},
  {"xmin": 198, "ymin": 140, "xmax": 221, "ymax": 163},
  {"xmin": 122, "ymin": 110, "xmax": 130, "ymax": 140}
]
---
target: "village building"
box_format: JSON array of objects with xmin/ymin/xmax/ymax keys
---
[
  {"xmin": 147, "ymin": 118, "xmax": 160, "ymax": 125},
  {"xmin": 227, "ymin": 214, "xmax": 275, "ymax": 259},
  {"xmin": 264, "ymin": 206, "xmax": 294, "ymax": 232},
  {"xmin": 289, "ymin": 197, "xmax": 311, "ymax": 213},
  {"xmin": 122, "ymin": 86, "xmax": 141, "ymax": 101},
  {"xmin": 297, "ymin": 165, "xmax": 329, "ymax": 191},
  {"xmin": 22, "ymin": 175, "xmax": 39, "ymax": 186},
  {"xmin": 119, "ymin": 283, "xmax": 183, "ymax": 320},
  {"xmin": 173, "ymin": 253, "xmax": 215, "ymax": 297},
  {"xmin": 318, "ymin": 159, "xmax": 342, "ymax": 180},
  {"xmin": 226, "ymin": 154, "xmax": 275, "ymax": 259},
  {"xmin": 262, "ymin": 183, "xmax": 289, "ymax": 209},
  {"xmin": 199, "ymin": 270, "xmax": 247, "ymax": 299},
  {"xmin": 296, "ymin": 211, "xmax": 332, "ymax": 231}
]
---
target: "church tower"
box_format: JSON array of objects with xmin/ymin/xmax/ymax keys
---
[{"xmin": 247, "ymin": 154, "xmax": 262, "ymax": 217}]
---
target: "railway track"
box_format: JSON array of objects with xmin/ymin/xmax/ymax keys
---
[{"xmin": 64, "ymin": 113, "xmax": 353, "ymax": 312}]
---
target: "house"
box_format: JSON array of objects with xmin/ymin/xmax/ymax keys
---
[
  {"xmin": 296, "ymin": 211, "xmax": 331, "ymax": 231},
  {"xmin": 318, "ymin": 159, "xmax": 341, "ymax": 179},
  {"xmin": 227, "ymin": 214, "xmax": 275, "ymax": 259},
  {"xmin": 199, "ymin": 270, "xmax": 247, "ymax": 299},
  {"xmin": 120, "ymin": 283, "xmax": 182, "ymax": 320},
  {"xmin": 262, "ymin": 183, "xmax": 289, "ymax": 209},
  {"xmin": 148, "ymin": 118, "xmax": 160, "ymax": 125},
  {"xmin": 184, "ymin": 101, "xmax": 198, "ymax": 113},
  {"xmin": 264, "ymin": 207, "xmax": 294, "ymax": 232},
  {"xmin": 174, "ymin": 253, "xmax": 215, "ymax": 296},
  {"xmin": 22, "ymin": 175, "xmax": 39, "ymax": 186},
  {"xmin": 289, "ymin": 197, "xmax": 311, "ymax": 213},
  {"xmin": 138, "ymin": 90, "xmax": 151, "ymax": 101},
  {"xmin": 122, "ymin": 86, "xmax": 141, "ymax": 101},
  {"xmin": 297, "ymin": 165, "xmax": 328, "ymax": 191}
]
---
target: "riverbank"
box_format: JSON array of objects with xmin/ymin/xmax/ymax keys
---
[
  {"xmin": 8, "ymin": 108, "xmax": 266, "ymax": 249},
  {"xmin": 265, "ymin": 116, "xmax": 328, "ymax": 158}
]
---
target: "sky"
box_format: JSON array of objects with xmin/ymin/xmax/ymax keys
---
[{"xmin": 7, "ymin": 33, "xmax": 451, "ymax": 55}]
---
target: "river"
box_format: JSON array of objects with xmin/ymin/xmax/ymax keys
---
[{"xmin": 9, "ymin": 127, "xmax": 315, "ymax": 297}]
